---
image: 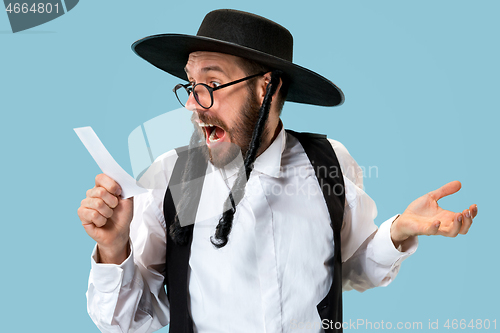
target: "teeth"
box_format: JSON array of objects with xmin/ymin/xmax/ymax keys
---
[
  {"xmin": 209, "ymin": 128, "xmax": 221, "ymax": 142},
  {"xmin": 198, "ymin": 122, "xmax": 222, "ymax": 143}
]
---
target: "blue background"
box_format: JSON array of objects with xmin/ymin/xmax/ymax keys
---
[{"xmin": 1, "ymin": 1, "xmax": 498, "ymax": 332}]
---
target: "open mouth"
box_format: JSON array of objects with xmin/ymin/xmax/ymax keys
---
[{"xmin": 198, "ymin": 121, "xmax": 227, "ymax": 145}]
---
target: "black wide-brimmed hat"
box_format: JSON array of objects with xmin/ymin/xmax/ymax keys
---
[{"xmin": 132, "ymin": 9, "xmax": 344, "ymax": 107}]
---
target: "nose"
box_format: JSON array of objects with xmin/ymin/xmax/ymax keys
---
[{"xmin": 184, "ymin": 91, "xmax": 198, "ymax": 112}]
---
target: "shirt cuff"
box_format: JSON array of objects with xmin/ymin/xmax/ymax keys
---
[
  {"xmin": 90, "ymin": 242, "xmax": 135, "ymax": 293},
  {"xmin": 369, "ymin": 215, "xmax": 418, "ymax": 267}
]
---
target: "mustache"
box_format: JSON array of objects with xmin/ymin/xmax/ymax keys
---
[{"xmin": 191, "ymin": 113, "xmax": 229, "ymax": 132}]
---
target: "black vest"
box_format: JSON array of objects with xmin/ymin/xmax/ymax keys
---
[{"xmin": 163, "ymin": 130, "xmax": 345, "ymax": 333}]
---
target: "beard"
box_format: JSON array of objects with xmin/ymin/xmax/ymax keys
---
[{"xmin": 191, "ymin": 90, "xmax": 264, "ymax": 168}]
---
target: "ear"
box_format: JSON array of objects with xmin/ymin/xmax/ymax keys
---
[{"xmin": 257, "ymin": 72, "xmax": 283, "ymax": 105}]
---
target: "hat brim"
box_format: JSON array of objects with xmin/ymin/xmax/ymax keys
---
[{"xmin": 132, "ymin": 34, "xmax": 344, "ymax": 107}]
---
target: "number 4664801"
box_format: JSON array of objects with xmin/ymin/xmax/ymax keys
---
[
  {"xmin": 444, "ymin": 319, "xmax": 497, "ymax": 330},
  {"xmin": 5, "ymin": 3, "xmax": 60, "ymax": 14}
]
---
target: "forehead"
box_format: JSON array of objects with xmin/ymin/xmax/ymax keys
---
[{"xmin": 185, "ymin": 51, "xmax": 245, "ymax": 78}]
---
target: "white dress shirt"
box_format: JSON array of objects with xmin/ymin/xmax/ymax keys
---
[{"xmin": 87, "ymin": 127, "xmax": 418, "ymax": 333}]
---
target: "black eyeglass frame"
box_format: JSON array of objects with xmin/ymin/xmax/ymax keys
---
[{"xmin": 173, "ymin": 72, "xmax": 267, "ymax": 109}]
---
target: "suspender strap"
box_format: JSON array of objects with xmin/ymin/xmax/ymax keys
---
[
  {"xmin": 163, "ymin": 145, "xmax": 207, "ymax": 333},
  {"xmin": 286, "ymin": 130, "xmax": 345, "ymax": 333}
]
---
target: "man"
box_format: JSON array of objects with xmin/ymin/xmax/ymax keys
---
[{"xmin": 78, "ymin": 9, "xmax": 477, "ymax": 333}]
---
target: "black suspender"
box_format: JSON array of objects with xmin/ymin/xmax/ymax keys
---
[
  {"xmin": 287, "ymin": 130, "xmax": 345, "ymax": 332},
  {"xmin": 163, "ymin": 145, "xmax": 206, "ymax": 333},
  {"xmin": 163, "ymin": 130, "xmax": 345, "ymax": 332}
]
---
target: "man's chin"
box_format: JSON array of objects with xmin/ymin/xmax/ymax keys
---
[{"xmin": 208, "ymin": 141, "xmax": 243, "ymax": 168}]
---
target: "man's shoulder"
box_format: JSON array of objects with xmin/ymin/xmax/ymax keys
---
[
  {"xmin": 154, "ymin": 147, "xmax": 181, "ymax": 163},
  {"xmin": 285, "ymin": 129, "xmax": 362, "ymax": 183},
  {"xmin": 326, "ymin": 138, "xmax": 363, "ymax": 188},
  {"xmin": 136, "ymin": 148, "xmax": 180, "ymax": 190},
  {"xmin": 285, "ymin": 129, "xmax": 352, "ymax": 165},
  {"xmin": 287, "ymin": 130, "xmax": 350, "ymax": 168},
  {"xmin": 326, "ymin": 138, "xmax": 350, "ymax": 161}
]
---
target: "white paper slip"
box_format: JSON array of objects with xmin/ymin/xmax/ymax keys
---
[{"xmin": 74, "ymin": 126, "xmax": 148, "ymax": 199}]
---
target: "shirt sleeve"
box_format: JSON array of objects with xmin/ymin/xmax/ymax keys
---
[
  {"xmin": 327, "ymin": 139, "xmax": 418, "ymax": 292},
  {"xmin": 86, "ymin": 151, "xmax": 177, "ymax": 333}
]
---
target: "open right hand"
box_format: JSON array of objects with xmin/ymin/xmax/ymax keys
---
[{"xmin": 78, "ymin": 174, "xmax": 134, "ymax": 264}]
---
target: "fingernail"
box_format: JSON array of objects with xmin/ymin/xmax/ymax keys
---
[
  {"xmin": 465, "ymin": 210, "xmax": 470, "ymax": 218},
  {"xmin": 458, "ymin": 215, "xmax": 463, "ymax": 222},
  {"xmin": 473, "ymin": 205, "xmax": 478, "ymax": 212}
]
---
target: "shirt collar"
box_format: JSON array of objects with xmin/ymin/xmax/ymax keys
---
[{"xmin": 253, "ymin": 123, "xmax": 286, "ymax": 178}]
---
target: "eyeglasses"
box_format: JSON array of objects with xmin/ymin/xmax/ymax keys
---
[{"xmin": 173, "ymin": 72, "xmax": 266, "ymax": 109}]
